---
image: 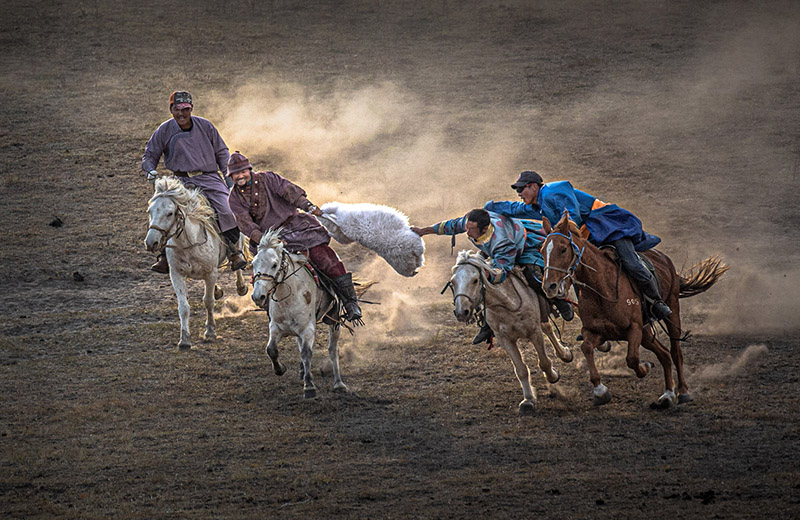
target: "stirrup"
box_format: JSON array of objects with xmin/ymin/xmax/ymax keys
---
[
  {"xmin": 472, "ymin": 323, "xmax": 493, "ymax": 344},
  {"xmin": 150, "ymin": 254, "xmax": 169, "ymax": 274}
]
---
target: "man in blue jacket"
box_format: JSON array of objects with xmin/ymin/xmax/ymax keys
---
[
  {"xmin": 484, "ymin": 171, "xmax": 671, "ymax": 321},
  {"xmin": 412, "ymin": 208, "xmax": 574, "ymax": 344}
]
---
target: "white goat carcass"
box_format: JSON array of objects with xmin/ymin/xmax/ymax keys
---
[{"xmin": 318, "ymin": 202, "xmax": 425, "ymax": 277}]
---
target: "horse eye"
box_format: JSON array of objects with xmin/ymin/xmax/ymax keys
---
[
  {"xmin": 561, "ymin": 247, "xmax": 567, "ymax": 254},
  {"xmin": 472, "ymin": 279, "xmax": 478, "ymax": 284}
]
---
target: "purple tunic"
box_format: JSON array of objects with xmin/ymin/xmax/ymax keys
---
[
  {"xmin": 228, "ymin": 171, "xmax": 330, "ymax": 252},
  {"xmin": 141, "ymin": 116, "xmax": 237, "ymax": 232}
]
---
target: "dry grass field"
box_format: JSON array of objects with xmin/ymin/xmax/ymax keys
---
[{"xmin": 1, "ymin": 1, "xmax": 799, "ymax": 518}]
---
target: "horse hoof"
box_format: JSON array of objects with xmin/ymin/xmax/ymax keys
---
[
  {"xmin": 562, "ymin": 349, "xmax": 574, "ymax": 363},
  {"xmin": 546, "ymin": 369, "xmax": 560, "ymax": 384},
  {"xmin": 274, "ymin": 363, "xmax": 287, "ymax": 376},
  {"xmin": 518, "ymin": 400, "xmax": 536, "ymax": 415},
  {"xmin": 593, "ymin": 391, "xmax": 612, "ymax": 406},
  {"xmin": 214, "ymin": 285, "xmax": 223, "ymax": 300},
  {"xmin": 304, "ymin": 388, "xmax": 317, "ymax": 399},
  {"xmin": 650, "ymin": 398, "xmax": 675, "ymax": 410},
  {"xmin": 333, "ymin": 383, "xmax": 348, "ymax": 393},
  {"xmin": 236, "ymin": 283, "xmax": 248, "ymax": 296},
  {"xmin": 597, "ymin": 341, "xmax": 612, "ymax": 353},
  {"xmin": 678, "ymin": 393, "xmax": 693, "ymax": 404},
  {"xmin": 202, "ymin": 333, "xmax": 216, "ymax": 342},
  {"xmin": 178, "ymin": 342, "xmax": 191, "ymax": 351}
]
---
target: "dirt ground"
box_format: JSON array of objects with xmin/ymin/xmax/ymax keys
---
[{"xmin": 2, "ymin": 0, "xmax": 799, "ymax": 518}]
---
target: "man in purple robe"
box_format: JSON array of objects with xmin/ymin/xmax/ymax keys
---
[
  {"xmin": 141, "ymin": 91, "xmax": 247, "ymax": 274},
  {"xmin": 226, "ymin": 151, "xmax": 363, "ymax": 324}
]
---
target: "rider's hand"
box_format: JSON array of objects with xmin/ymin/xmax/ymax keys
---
[
  {"xmin": 411, "ymin": 226, "xmax": 431, "ymax": 236},
  {"xmin": 146, "ymin": 169, "xmax": 158, "ymax": 183}
]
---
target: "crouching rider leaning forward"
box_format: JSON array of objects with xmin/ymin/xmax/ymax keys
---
[
  {"xmin": 226, "ymin": 151, "xmax": 363, "ymax": 324},
  {"xmin": 412, "ymin": 208, "xmax": 574, "ymax": 345}
]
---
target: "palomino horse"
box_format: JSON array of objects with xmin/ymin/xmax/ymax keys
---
[
  {"xmin": 541, "ymin": 212, "xmax": 729, "ymax": 407},
  {"xmin": 145, "ymin": 177, "xmax": 248, "ymax": 349},
  {"xmin": 251, "ymin": 229, "xmax": 347, "ymax": 398},
  {"xmin": 447, "ymin": 251, "xmax": 574, "ymax": 414}
]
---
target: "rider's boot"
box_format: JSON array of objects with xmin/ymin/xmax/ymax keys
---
[
  {"xmin": 552, "ymin": 298, "xmax": 575, "ymax": 321},
  {"xmin": 641, "ymin": 275, "xmax": 672, "ymax": 321},
  {"xmin": 472, "ymin": 323, "xmax": 493, "ymax": 344},
  {"xmin": 224, "ymin": 239, "xmax": 248, "ymax": 271},
  {"xmin": 151, "ymin": 253, "xmax": 169, "ymax": 274},
  {"xmin": 332, "ymin": 272, "xmax": 363, "ymax": 324}
]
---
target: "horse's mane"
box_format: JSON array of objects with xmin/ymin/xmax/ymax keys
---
[
  {"xmin": 453, "ymin": 250, "xmax": 492, "ymax": 272},
  {"xmin": 149, "ymin": 177, "xmax": 220, "ymax": 239},
  {"xmin": 258, "ymin": 228, "xmax": 285, "ymax": 252}
]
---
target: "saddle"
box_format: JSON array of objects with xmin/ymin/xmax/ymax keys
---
[{"xmin": 600, "ymin": 245, "xmax": 661, "ymax": 322}]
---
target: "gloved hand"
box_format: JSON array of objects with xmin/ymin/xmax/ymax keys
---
[{"xmin": 145, "ymin": 170, "xmax": 158, "ymax": 183}]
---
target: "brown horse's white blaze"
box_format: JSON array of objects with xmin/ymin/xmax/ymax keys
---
[
  {"xmin": 541, "ymin": 212, "xmax": 728, "ymax": 408},
  {"xmin": 448, "ymin": 251, "xmax": 573, "ymax": 414}
]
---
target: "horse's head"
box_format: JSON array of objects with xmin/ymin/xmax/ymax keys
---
[
  {"xmin": 448, "ymin": 251, "xmax": 487, "ymax": 323},
  {"xmin": 251, "ymin": 229, "xmax": 286, "ymax": 308},
  {"xmin": 541, "ymin": 211, "xmax": 582, "ymax": 299},
  {"xmin": 145, "ymin": 178, "xmax": 184, "ymax": 252}
]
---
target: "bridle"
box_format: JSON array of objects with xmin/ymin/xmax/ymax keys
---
[
  {"xmin": 252, "ymin": 247, "xmax": 307, "ymax": 304},
  {"xmin": 441, "ymin": 261, "xmax": 487, "ymax": 324},
  {"xmin": 148, "ymin": 203, "xmax": 210, "ymax": 250},
  {"xmin": 543, "ymin": 231, "xmax": 584, "ymax": 285},
  {"xmin": 544, "ymin": 230, "xmax": 620, "ymax": 303}
]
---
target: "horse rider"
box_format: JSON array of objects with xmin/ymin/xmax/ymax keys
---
[
  {"xmin": 412, "ymin": 208, "xmax": 574, "ymax": 345},
  {"xmin": 484, "ymin": 170, "xmax": 672, "ymax": 321},
  {"xmin": 141, "ymin": 91, "xmax": 247, "ymax": 274},
  {"xmin": 225, "ymin": 151, "xmax": 363, "ymax": 324}
]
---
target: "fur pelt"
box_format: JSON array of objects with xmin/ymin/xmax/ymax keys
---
[{"xmin": 319, "ymin": 202, "xmax": 425, "ymax": 277}]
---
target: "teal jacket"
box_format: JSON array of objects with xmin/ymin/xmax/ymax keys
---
[{"xmin": 433, "ymin": 210, "xmax": 545, "ymax": 283}]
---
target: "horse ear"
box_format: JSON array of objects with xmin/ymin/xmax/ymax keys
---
[
  {"xmin": 542, "ymin": 216, "xmax": 552, "ymax": 234},
  {"xmin": 558, "ymin": 210, "xmax": 571, "ymax": 227}
]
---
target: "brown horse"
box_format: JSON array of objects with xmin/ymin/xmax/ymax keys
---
[{"xmin": 541, "ymin": 211, "xmax": 729, "ymax": 408}]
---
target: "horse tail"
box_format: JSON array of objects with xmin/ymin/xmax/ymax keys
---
[{"xmin": 678, "ymin": 255, "xmax": 730, "ymax": 298}]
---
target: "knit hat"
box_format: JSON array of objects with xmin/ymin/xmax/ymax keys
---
[{"xmin": 227, "ymin": 151, "xmax": 252, "ymax": 176}]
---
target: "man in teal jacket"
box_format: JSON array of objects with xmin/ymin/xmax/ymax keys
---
[
  {"xmin": 412, "ymin": 208, "xmax": 574, "ymax": 344},
  {"xmin": 484, "ymin": 171, "xmax": 671, "ymax": 321}
]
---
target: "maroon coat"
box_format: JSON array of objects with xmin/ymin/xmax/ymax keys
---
[{"xmin": 228, "ymin": 171, "xmax": 330, "ymax": 252}]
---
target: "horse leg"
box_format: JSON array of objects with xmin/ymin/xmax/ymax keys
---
[
  {"xmin": 266, "ymin": 329, "xmax": 287, "ymax": 376},
  {"xmin": 580, "ymin": 330, "xmax": 611, "ymax": 405},
  {"xmin": 297, "ymin": 328, "xmax": 316, "ymax": 398},
  {"xmin": 170, "ymin": 272, "xmax": 192, "ymax": 350},
  {"xmin": 531, "ymin": 327, "xmax": 559, "ymax": 384},
  {"xmin": 326, "ymin": 323, "xmax": 347, "ymax": 393},
  {"xmin": 664, "ymin": 303, "xmax": 691, "ymax": 403},
  {"xmin": 497, "ymin": 335, "xmax": 536, "ymax": 414},
  {"xmin": 625, "ymin": 327, "xmax": 652, "ymax": 379},
  {"xmin": 642, "ymin": 328, "xmax": 677, "ymax": 409},
  {"xmin": 235, "ymin": 269, "xmax": 248, "ymax": 297},
  {"xmin": 541, "ymin": 320, "xmax": 573, "ymax": 363},
  {"xmin": 202, "ymin": 275, "xmax": 217, "ymax": 342}
]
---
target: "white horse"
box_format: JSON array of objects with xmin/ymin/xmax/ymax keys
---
[
  {"xmin": 144, "ymin": 177, "xmax": 248, "ymax": 349},
  {"xmin": 251, "ymin": 229, "xmax": 346, "ymax": 398},
  {"xmin": 447, "ymin": 251, "xmax": 574, "ymax": 414}
]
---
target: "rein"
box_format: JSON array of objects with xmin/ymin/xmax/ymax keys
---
[
  {"xmin": 149, "ymin": 207, "xmax": 211, "ymax": 251},
  {"xmin": 253, "ymin": 248, "xmax": 309, "ymax": 303}
]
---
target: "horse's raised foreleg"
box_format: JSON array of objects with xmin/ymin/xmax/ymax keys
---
[
  {"xmin": 170, "ymin": 272, "xmax": 192, "ymax": 350},
  {"xmin": 297, "ymin": 328, "xmax": 316, "ymax": 399},
  {"xmin": 497, "ymin": 335, "xmax": 536, "ymax": 414},
  {"xmin": 580, "ymin": 330, "xmax": 611, "ymax": 405},
  {"xmin": 530, "ymin": 327, "xmax": 559, "ymax": 384},
  {"xmin": 542, "ymin": 320, "xmax": 573, "ymax": 363},
  {"xmin": 266, "ymin": 329, "xmax": 287, "ymax": 376},
  {"xmin": 643, "ymin": 328, "xmax": 677, "ymax": 409},
  {"xmin": 202, "ymin": 275, "xmax": 217, "ymax": 342},
  {"xmin": 326, "ymin": 323, "xmax": 347, "ymax": 393}
]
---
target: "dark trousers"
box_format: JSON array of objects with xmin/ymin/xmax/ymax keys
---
[{"xmin": 612, "ymin": 238, "xmax": 651, "ymax": 285}]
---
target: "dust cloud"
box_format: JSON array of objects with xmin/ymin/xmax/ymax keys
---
[
  {"xmin": 201, "ymin": 6, "xmax": 799, "ymax": 340},
  {"xmin": 691, "ymin": 343, "xmax": 769, "ymax": 385}
]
